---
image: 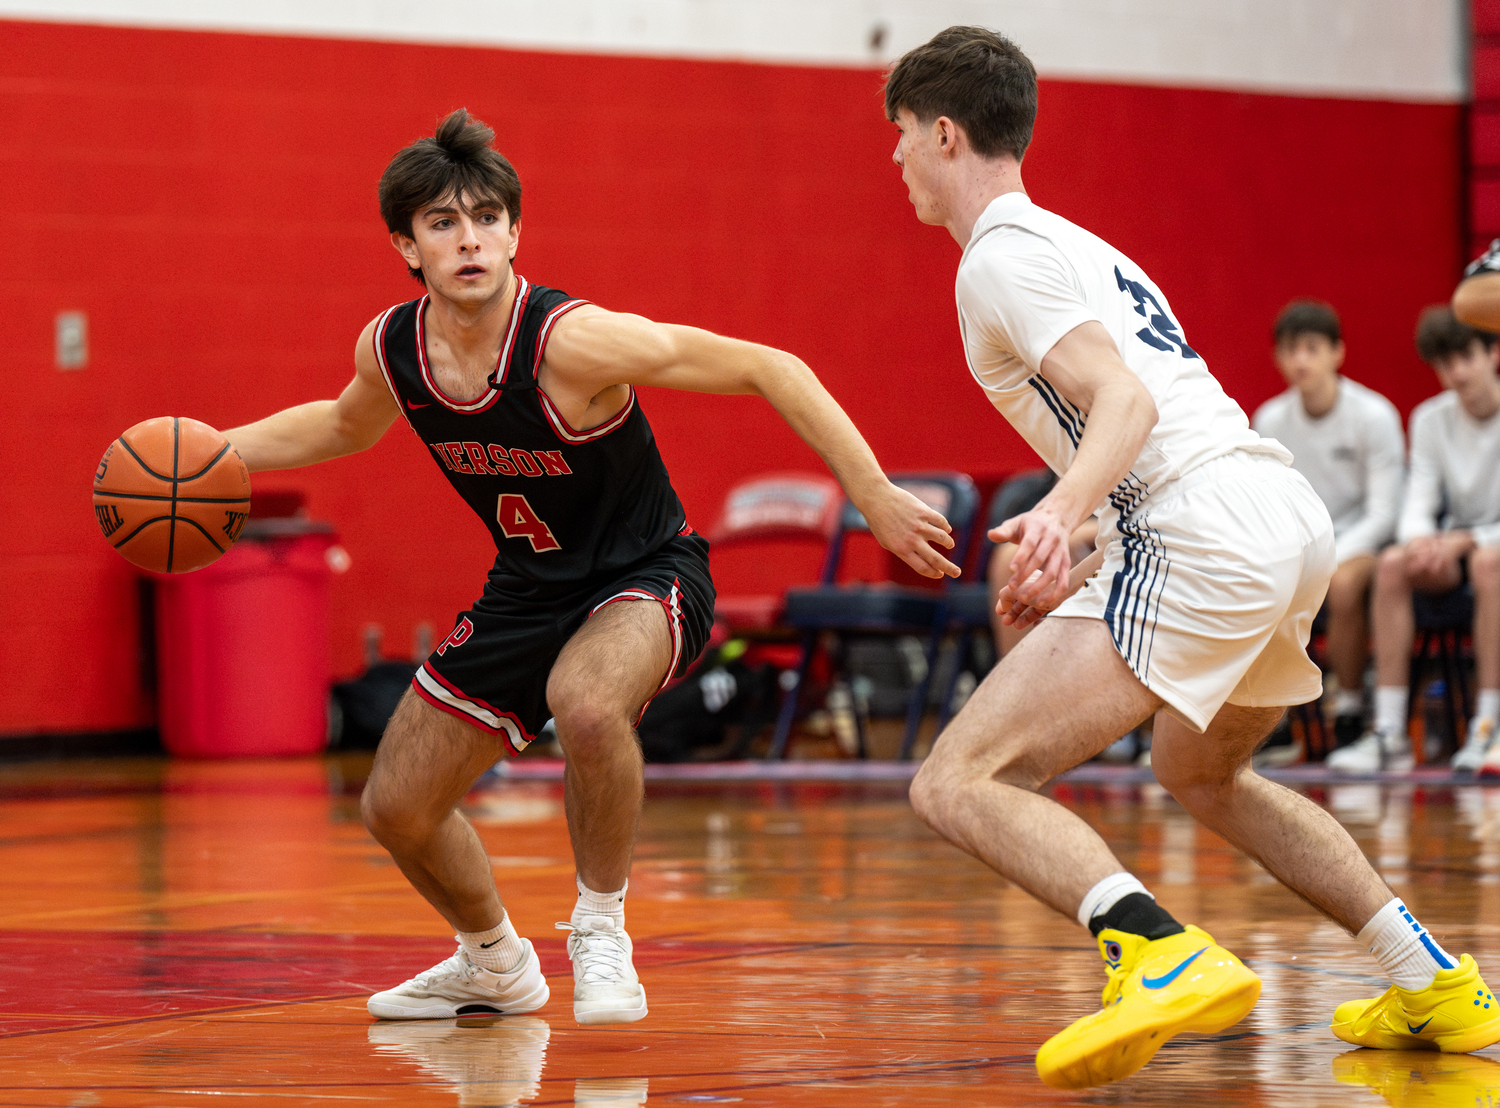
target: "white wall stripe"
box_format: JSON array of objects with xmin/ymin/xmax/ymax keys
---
[{"xmin": 0, "ymin": 0, "xmax": 1468, "ymax": 103}]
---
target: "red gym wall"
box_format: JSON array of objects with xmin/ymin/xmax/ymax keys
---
[{"xmin": 0, "ymin": 18, "xmax": 1465, "ymax": 736}]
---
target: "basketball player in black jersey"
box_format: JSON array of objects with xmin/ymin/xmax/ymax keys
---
[{"xmin": 223, "ymin": 110, "xmax": 958, "ymax": 1025}]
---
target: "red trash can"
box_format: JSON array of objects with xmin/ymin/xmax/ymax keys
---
[{"xmin": 153, "ymin": 520, "xmax": 345, "ymax": 758}]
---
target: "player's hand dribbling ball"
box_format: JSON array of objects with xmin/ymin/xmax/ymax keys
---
[{"xmin": 93, "ymin": 417, "xmax": 252, "ymax": 573}]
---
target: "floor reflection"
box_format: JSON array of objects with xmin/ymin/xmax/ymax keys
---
[
  {"xmin": 2, "ymin": 758, "xmax": 1500, "ymax": 1104},
  {"xmin": 575, "ymin": 1076, "xmax": 650, "ymax": 1106},
  {"xmin": 368, "ymin": 1017, "xmax": 551, "ymax": 1106},
  {"xmin": 1331, "ymin": 1048, "xmax": 1500, "ymax": 1106}
]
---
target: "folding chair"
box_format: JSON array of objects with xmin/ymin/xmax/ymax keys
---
[
  {"xmin": 770, "ymin": 472, "xmax": 979, "ymax": 760},
  {"xmin": 1407, "ymin": 584, "xmax": 1475, "ymax": 760},
  {"xmin": 709, "ymin": 472, "xmax": 842, "ymax": 634},
  {"xmin": 1288, "ymin": 606, "xmax": 1331, "ymax": 761}
]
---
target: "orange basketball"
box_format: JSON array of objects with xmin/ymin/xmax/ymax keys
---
[{"xmin": 93, "ymin": 417, "xmax": 252, "ymax": 573}]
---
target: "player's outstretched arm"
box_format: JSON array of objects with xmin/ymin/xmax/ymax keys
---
[
  {"xmin": 542, "ymin": 308, "xmax": 961, "ymax": 579},
  {"xmin": 225, "ymin": 318, "xmax": 400, "ymax": 473},
  {"xmin": 993, "ymin": 321, "xmax": 1157, "ymax": 610}
]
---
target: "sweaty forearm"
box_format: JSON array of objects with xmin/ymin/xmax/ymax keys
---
[{"xmin": 225, "ymin": 400, "xmax": 371, "ymax": 473}]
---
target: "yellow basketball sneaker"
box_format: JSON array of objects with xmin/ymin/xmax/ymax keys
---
[
  {"xmin": 1035, "ymin": 925, "xmax": 1261, "ymax": 1089},
  {"xmin": 1331, "ymin": 955, "xmax": 1500, "ymax": 1053}
]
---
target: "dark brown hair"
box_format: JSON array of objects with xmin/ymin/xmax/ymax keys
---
[
  {"xmin": 1273, "ymin": 299, "xmax": 1342, "ymax": 347},
  {"xmin": 1415, "ymin": 305, "xmax": 1497, "ymax": 364},
  {"xmin": 378, "ymin": 109, "xmax": 522, "ymax": 283},
  {"xmin": 883, "ymin": 26, "xmax": 1037, "ymax": 161}
]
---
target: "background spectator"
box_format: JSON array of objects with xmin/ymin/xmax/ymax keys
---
[
  {"xmin": 1252, "ymin": 300, "xmax": 1404, "ymax": 752},
  {"xmin": 1329, "ymin": 307, "xmax": 1500, "ymax": 772}
]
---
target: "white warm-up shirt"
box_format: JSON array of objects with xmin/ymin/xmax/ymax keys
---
[
  {"xmin": 1398, "ymin": 391, "xmax": 1500, "ymax": 548},
  {"xmin": 1252, "ymin": 378, "xmax": 1405, "ymax": 563},
  {"xmin": 957, "ymin": 193, "xmax": 1289, "ymax": 522}
]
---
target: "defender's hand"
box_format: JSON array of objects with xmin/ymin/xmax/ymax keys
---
[
  {"xmin": 996, "ymin": 579, "xmax": 1052, "ymax": 629},
  {"xmin": 991, "ymin": 507, "xmax": 1072, "ymax": 610},
  {"xmin": 860, "ymin": 482, "xmax": 961, "ymax": 580}
]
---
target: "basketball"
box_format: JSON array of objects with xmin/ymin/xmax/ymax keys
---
[{"xmin": 92, "ymin": 417, "xmax": 252, "ymax": 573}]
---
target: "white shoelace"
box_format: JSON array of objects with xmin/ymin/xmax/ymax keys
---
[
  {"xmin": 409, "ymin": 948, "xmax": 476, "ymax": 987},
  {"xmin": 556, "ymin": 922, "xmax": 630, "ymax": 984}
]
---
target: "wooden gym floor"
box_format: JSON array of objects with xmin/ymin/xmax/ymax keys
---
[{"xmin": 2, "ymin": 755, "xmax": 1499, "ymax": 1106}]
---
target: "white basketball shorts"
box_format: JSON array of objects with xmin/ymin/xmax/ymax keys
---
[{"xmin": 1053, "ymin": 451, "xmax": 1336, "ymax": 733}]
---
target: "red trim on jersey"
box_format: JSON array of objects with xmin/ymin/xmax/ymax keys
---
[
  {"xmin": 531, "ymin": 297, "xmax": 589, "ymax": 367},
  {"xmin": 414, "ymin": 277, "xmax": 531, "ymax": 414},
  {"xmin": 588, "ymin": 580, "xmax": 685, "ymax": 723},
  {"xmin": 532, "ymin": 297, "xmax": 637, "ymax": 444},
  {"xmin": 538, "ymin": 387, "xmax": 637, "ymax": 444},
  {"xmin": 414, "ymin": 662, "xmax": 535, "ymax": 756},
  {"xmin": 493, "ymin": 276, "xmax": 532, "ymax": 388},
  {"xmin": 372, "ymin": 306, "xmax": 415, "ymax": 431}
]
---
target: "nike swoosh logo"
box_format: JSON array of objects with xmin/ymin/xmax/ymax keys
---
[
  {"xmin": 478, "ymin": 939, "xmax": 502, "ymax": 948},
  {"xmin": 406, "ymin": 399, "xmax": 430, "ymax": 410},
  {"xmin": 1141, "ymin": 948, "xmax": 1207, "ymax": 989},
  {"xmin": 1408, "ymin": 1017, "xmax": 1434, "ymax": 1033}
]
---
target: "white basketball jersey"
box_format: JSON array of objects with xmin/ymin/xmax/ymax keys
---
[{"xmin": 956, "ymin": 193, "xmax": 1288, "ymax": 515}]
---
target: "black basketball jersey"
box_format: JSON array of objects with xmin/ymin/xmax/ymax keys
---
[{"xmin": 373, "ymin": 277, "xmax": 690, "ymax": 586}]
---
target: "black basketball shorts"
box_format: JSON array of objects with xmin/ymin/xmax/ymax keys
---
[{"xmin": 412, "ymin": 531, "xmax": 715, "ymax": 756}]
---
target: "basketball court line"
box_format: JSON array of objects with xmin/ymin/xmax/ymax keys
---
[{"xmin": 0, "ymin": 760, "xmax": 1494, "ymax": 1104}]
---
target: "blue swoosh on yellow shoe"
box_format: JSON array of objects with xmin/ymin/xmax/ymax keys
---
[
  {"xmin": 1141, "ymin": 948, "xmax": 1207, "ymax": 990},
  {"xmin": 1407, "ymin": 1018, "xmax": 1434, "ymax": 1034}
]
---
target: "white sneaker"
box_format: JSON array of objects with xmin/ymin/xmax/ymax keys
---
[
  {"xmin": 368, "ymin": 1016, "xmax": 550, "ymax": 1105},
  {"xmin": 367, "ymin": 939, "xmax": 550, "ymax": 1019},
  {"xmin": 1326, "ymin": 729, "xmax": 1415, "ymax": 774},
  {"xmin": 556, "ymin": 917, "xmax": 648, "ymax": 1025},
  {"xmin": 1453, "ymin": 718, "xmax": 1497, "ymax": 774},
  {"xmin": 1473, "ymin": 720, "xmax": 1500, "ymax": 778}
]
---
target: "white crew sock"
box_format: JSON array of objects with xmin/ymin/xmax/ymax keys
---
[
  {"xmin": 1477, "ymin": 689, "xmax": 1500, "ymax": 726},
  {"xmin": 1334, "ymin": 689, "xmax": 1364, "ymax": 718},
  {"xmin": 1358, "ymin": 897, "xmax": 1457, "ymax": 991},
  {"xmin": 1374, "ymin": 687, "xmax": 1408, "ymax": 736},
  {"xmin": 573, "ymin": 875, "xmax": 627, "ymax": 929},
  {"xmin": 1076, "ymin": 872, "xmax": 1153, "ymax": 930},
  {"xmin": 459, "ymin": 913, "xmax": 527, "ymax": 973}
]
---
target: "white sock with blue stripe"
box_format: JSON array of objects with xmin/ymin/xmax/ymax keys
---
[{"xmin": 1358, "ymin": 897, "xmax": 1457, "ymax": 991}]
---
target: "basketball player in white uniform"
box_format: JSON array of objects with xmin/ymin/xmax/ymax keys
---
[
  {"xmin": 883, "ymin": 26, "xmax": 1500, "ymax": 1090},
  {"xmin": 1253, "ymin": 300, "xmax": 1404, "ymax": 751}
]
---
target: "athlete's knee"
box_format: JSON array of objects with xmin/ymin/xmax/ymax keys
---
[
  {"xmin": 1152, "ymin": 758, "xmax": 1241, "ymax": 817},
  {"xmin": 1376, "ymin": 544, "xmax": 1411, "ymax": 594},
  {"xmin": 909, "ymin": 729, "xmax": 1038, "ymax": 829},
  {"xmin": 907, "ymin": 758, "xmax": 951, "ymax": 828},
  {"xmin": 1152, "ymin": 723, "xmax": 1272, "ymax": 814},
  {"xmin": 551, "ymin": 697, "xmax": 634, "ymax": 758},
  {"xmin": 360, "ymin": 781, "xmax": 433, "ymax": 852},
  {"xmin": 1152, "ymin": 757, "xmax": 1210, "ymax": 809},
  {"xmin": 1472, "ymin": 545, "xmax": 1500, "ymax": 592}
]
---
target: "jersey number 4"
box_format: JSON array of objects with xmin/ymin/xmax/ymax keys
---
[{"xmin": 497, "ymin": 494, "xmax": 561, "ymax": 552}]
